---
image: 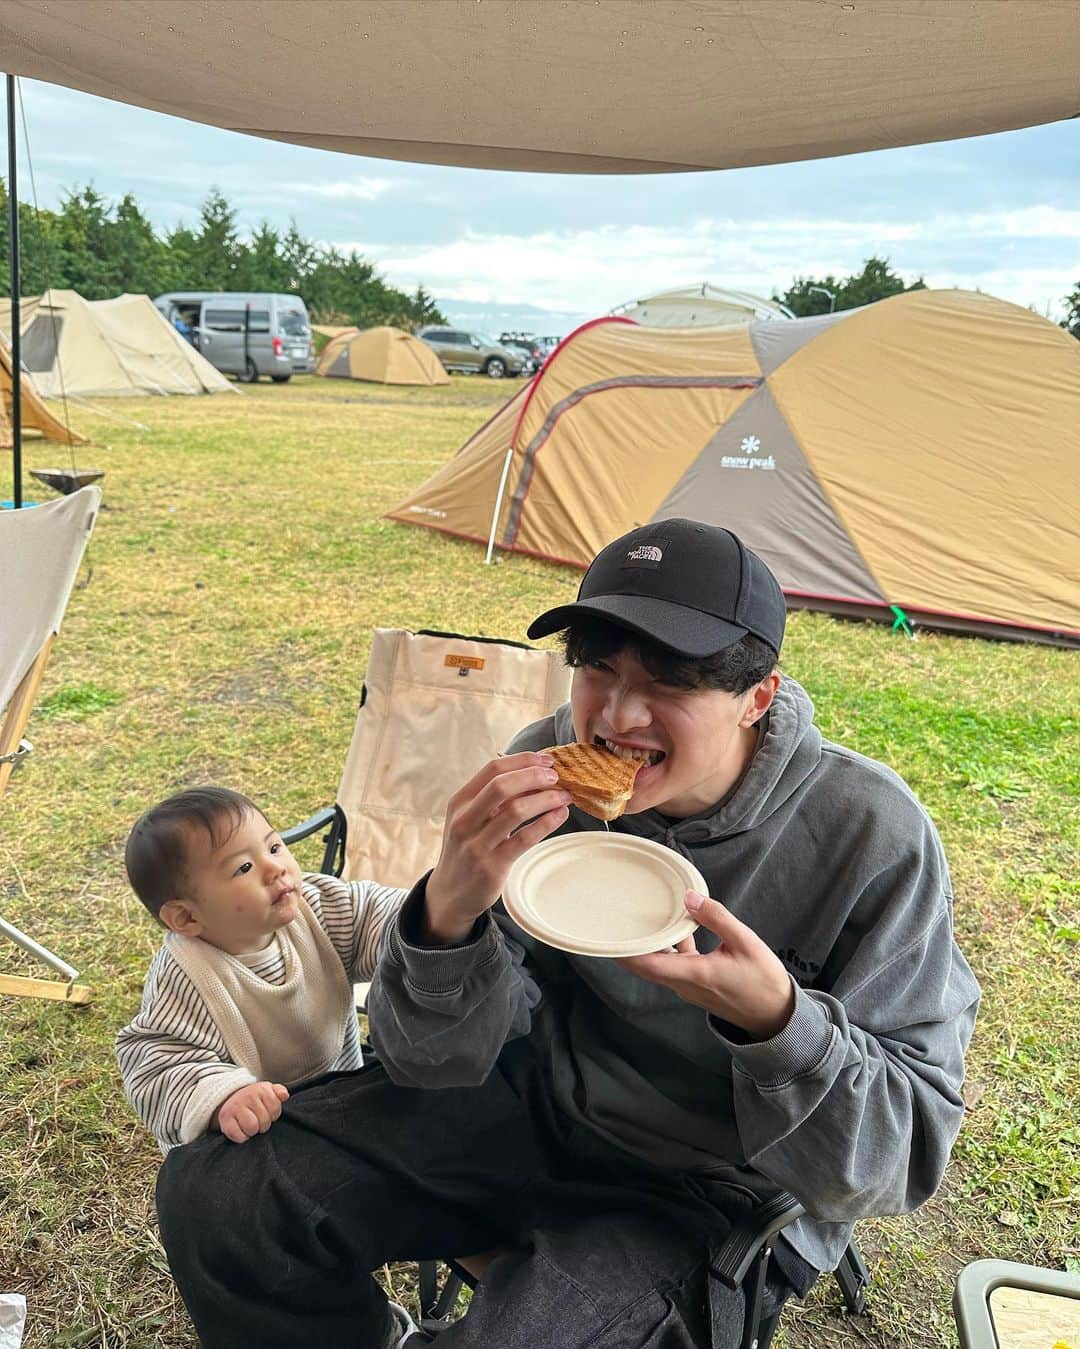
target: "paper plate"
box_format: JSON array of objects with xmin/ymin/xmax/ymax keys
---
[{"xmin": 503, "ymin": 833, "xmax": 706, "ymax": 958}]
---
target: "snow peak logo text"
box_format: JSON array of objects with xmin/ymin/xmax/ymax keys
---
[
  {"xmin": 624, "ymin": 544, "xmax": 664, "ymax": 568},
  {"xmin": 722, "ymin": 434, "xmax": 776, "ymax": 472}
]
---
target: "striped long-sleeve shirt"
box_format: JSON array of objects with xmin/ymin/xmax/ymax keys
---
[{"xmin": 116, "ymin": 873, "xmax": 406, "ymax": 1153}]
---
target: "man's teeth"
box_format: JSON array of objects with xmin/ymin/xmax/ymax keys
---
[{"xmin": 601, "ymin": 739, "xmax": 663, "ymax": 765}]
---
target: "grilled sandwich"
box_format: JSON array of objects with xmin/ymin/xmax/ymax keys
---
[{"xmin": 542, "ymin": 742, "xmax": 643, "ymax": 821}]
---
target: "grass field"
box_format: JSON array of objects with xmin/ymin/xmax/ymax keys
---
[{"xmin": 1, "ymin": 373, "xmax": 1077, "ymax": 1347}]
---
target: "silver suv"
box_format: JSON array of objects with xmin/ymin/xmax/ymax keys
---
[{"xmin": 417, "ymin": 327, "xmax": 525, "ymax": 379}]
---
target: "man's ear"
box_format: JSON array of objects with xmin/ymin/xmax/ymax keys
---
[
  {"xmin": 159, "ymin": 898, "xmax": 204, "ymax": 938},
  {"xmin": 740, "ymin": 671, "xmax": 781, "ymax": 728}
]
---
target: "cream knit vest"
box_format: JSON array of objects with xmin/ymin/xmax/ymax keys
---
[{"xmin": 166, "ymin": 896, "xmax": 354, "ymax": 1086}]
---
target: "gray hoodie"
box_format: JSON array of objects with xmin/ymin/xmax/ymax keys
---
[{"xmin": 368, "ymin": 677, "xmax": 980, "ymax": 1273}]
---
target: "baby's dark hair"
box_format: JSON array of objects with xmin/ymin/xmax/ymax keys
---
[
  {"xmin": 561, "ymin": 618, "xmax": 778, "ymax": 695},
  {"xmin": 125, "ymin": 786, "xmax": 260, "ymax": 920}
]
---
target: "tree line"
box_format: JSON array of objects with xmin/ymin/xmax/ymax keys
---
[
  {"xmin": 774, "ymin": 255, "xmax": 1080, "ymax": 336},
  {"xmin": 0, "ymin": 181, "xmax": 445, "ymax": 330},
  {"xmin": 1, "ymin": 181, "xmax": 1078, "ymax": 338}
]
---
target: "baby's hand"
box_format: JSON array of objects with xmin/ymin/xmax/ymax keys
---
[{"xmin": 214, "ymin": 1081, "xmax": 289, "ymax": 1143}]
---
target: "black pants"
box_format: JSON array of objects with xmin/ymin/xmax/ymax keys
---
[{"xmin": 156, "ymin": 1040, "xmax": 811, "ymax": 1349}]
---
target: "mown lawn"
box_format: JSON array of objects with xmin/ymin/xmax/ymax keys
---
[{"xmin": 1, "ymin": 373, "xmax": 1077, "ymax": 1347}]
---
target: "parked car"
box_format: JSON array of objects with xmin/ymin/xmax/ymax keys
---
[
  {"xmin": 153, "ymin": 291, "xmax": 315, "ymax": 382},
  {"xmin": 416, "ymin": 327, "xmax": 525, "ymax": 378},
  {"xmin": 499, "ymin": 332, "xmax": 546, "ymax": 373}
]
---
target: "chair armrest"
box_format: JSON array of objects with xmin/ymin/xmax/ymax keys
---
[
  {"xmin": 954, "ymin": 1259, "xmax": 1080, "ymax": 1349},
  {"xmin": 282, "ymin": 806, "xmax": 338, "ymax": 845},
  {"xmin": 709, "ymin": 1190, "xmax": 806, "ymax": 1290},
  {"xmin": 281, "ymin": 804, "xmax": 347, "ymax": 877}
]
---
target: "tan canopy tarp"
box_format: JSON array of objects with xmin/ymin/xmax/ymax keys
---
[
  {"xmin": 1, "ymin": 333, "xmax": 87, "ymax": 447},
  {"xmin": 2, "ymin": 1, "xmax": 1078, "ymax": 173},
  {"xmin": 316, "ymin": 327, "xmax": 450, "ymax": 385},
  {"xmin": 0, "ymin": 291, "xmax": 235, "ymax": 397},
  {"xmin": 388, "ymin": 293, "xmax": 1080, "ymax": 646}
]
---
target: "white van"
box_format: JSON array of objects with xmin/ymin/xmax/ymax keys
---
[{"xmin": 154, "ymin": 291, "xmax": 315, "ymax": 382}]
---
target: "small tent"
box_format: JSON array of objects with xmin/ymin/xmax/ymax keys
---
[
  {"xmin": 0, "ymin": 290, "xmax": 235, "ymax": 397},
  {"xmin": 312, "ymin": 324, "xmax": 359, "ymax": 340},
  {"xmin": 612, "ymin": 284, "xmax": 793, "ymax": 327},
  {"xmin": 388, "ymin": 291, "xmax": 1080, "ymax": 646},
  {"xmin": 1, "ymin": 333, "xmax": 88, "ymax": 447},
  {"xmin": 316, "ymin": 326, "xmax": 450, "ymax": 386}
]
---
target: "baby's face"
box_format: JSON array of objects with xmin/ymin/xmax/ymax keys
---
[{"xmin": 180, "ymin": 809, "xmax": 304, "ymax": 954}]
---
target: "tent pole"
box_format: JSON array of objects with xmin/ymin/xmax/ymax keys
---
[
  {"xmin": 5, "ymin": 73, "xmax": 22, "ymax": 508},
  {"xmin": 485, "ymin": 446, "xmax": 514, "ymax": 565}
]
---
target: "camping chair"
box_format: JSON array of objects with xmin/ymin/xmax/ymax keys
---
[
  {"xmin": 283, "ymin": 626, "xmax": 573, "ymax": 890},
  {"xmin": 283, "ymin": 626, "xmax": 871, "ymax": 1347},
  {"xmin": 420, "ymin": 1196, "xmax": 869, "ymax": 1347},
  {"xmin": 1, "ymin": 485, "xmax": 101, "ymax": 1004},
  {"xmin": 953, "ymin": 1259, "xmax": 1080, "ymax": 1349}
]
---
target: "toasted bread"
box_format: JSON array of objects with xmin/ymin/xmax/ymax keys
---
[{"xmin": 542, "ymin": 742, "xmax": 643, "ymax": 821}]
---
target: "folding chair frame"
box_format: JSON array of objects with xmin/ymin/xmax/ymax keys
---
[
  {"xmin": 282, "ymin": 803, "xmax": 346, "ymax": 876},
  {"xmin": 1, "ymin": 635, "xmax": 92, "ymax": 1005},
  {"xmin": 953, "ymin": 1258, "xmax": 1080, "ymax": 1349},
  {"xmin": 418, "ymin": 1195, "xmax": 870, "ymax": 1346}
]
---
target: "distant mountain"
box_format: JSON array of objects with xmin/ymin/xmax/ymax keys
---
[{"xmin": 439, "ymin": 296, "xmax": 593, "ymax": 342}]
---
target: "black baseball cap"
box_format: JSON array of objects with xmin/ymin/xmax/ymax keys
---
[{"xmin": 527, "ymin": 519, "xmax": 786, "ymax": 657}]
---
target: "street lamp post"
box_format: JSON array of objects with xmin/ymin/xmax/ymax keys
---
[{"xmin": 808, "ymin": 286, "xmax": 837, "ymax": 313}]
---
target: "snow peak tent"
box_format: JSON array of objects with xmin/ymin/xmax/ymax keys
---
[
  {"xmin": 387, "ymin": 292, "xmax": 1080, "ymax": 646},
  {"xmin": 315, "ymin": 327, "xmax": 450, "ymax": 386},
  {"xmin": 612, "ymin": 285, "xmax": 793, "ymax": 327},
  {"xmin": 0, "ymin": 291, "xmax": 234, "ymax": 397},
  {"xmin": 1, "ymin": 333, "xmax": 87, "ymax": 448}
]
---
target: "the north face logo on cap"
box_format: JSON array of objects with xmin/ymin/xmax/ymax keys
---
[{"xmin": 626, "ymin": 544, "xmax": 663, "ymax": 565}]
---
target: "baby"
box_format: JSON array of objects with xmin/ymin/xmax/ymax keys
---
[{"xmin": 116, "ymin": 785, "xmax": 408, "ymax": 1153}]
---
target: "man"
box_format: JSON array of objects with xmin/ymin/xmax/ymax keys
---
[
  {"xmin": 156, "ymin": 519, "xmax": 979, "ymax": 1349},
  {"xmin": 171, "ymin": 310, "xmax": 194, "ymax": 344}
]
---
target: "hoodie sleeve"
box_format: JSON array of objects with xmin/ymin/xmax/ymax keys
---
[
  {"xmin": 367, "ymin": 875, "xmax": 543, "ymax": 1088},
  {"xmin": 710, "ymin": 821, "xmax": 980, "ymax": 1224}
]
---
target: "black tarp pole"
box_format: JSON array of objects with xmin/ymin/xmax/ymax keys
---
[{"xmin": 5, "ymin": 73, "xmax": 22, "ymax": 508}]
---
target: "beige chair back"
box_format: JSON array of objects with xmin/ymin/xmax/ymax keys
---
[{"xmin": 337, "ymin": 629, "xmax": 570, "ymax": 889}]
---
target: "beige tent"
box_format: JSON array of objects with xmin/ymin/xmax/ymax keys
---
[
  {"xmin": 388, "ymin": 292, "xmax": 1080, "ymax": 646},
  {"xmin": 1, "ymin": 333, "xmax": 87, "ymax": 448},
  {"xmin": 612, "ymin": 285, "xmax": 793, "ymax": 327},
  {"xmin": 0, "ymin": 291, "xmax": 235, "ymax": 397},
  {"xmin": 3, "ymin": 2, "xmax": 1078, "ymax": 174},
  {"xmin": 312, "ymin": 325, "xmax": 359, "ymax": 341},
  {"xmin": 316, "ymin": 327, "xmax": 450, "ymax": 386}
]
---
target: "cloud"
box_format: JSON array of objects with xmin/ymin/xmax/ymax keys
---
[
  {"xmin": 330, "ymin": 209, "xmax": 1080, "ymax": 318},
  {"xmin": 278, "ymin": 176, "xmax": 401, "ymax": 201}
]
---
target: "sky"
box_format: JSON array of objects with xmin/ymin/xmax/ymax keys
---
[{"xmin": 10, "ymin": 77, "xmax": 1080, "ymax": 337}]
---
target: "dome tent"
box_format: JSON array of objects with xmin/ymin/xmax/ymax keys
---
[
  {"xmin": 387, "ymin": 292, "xmax": 1080, "ymax": 647},
  {"xmin": 612, "ymin": 285, "xmax": 793, "ymax": 327},
  {"xmin": 1, "ymin": 332, "xmax": 87, "ymax": 447},
  {"xmin": 315, "ymin": 327, "xmax": 450, "ymax": 386}
]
